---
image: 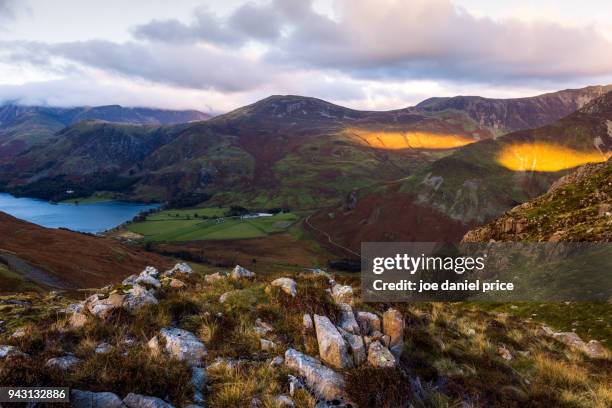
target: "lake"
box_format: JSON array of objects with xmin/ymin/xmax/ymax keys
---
[{"xmin": 0, "ymin": 193, "xmax": 159, "ymax": 233}]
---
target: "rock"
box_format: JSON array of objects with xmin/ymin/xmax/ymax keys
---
[
  {"xmin": 382, "ymin": 308, "xmax": 405, "ymax": 357},
  {"xmin": 337, "ymin": 303, "xmax": 359, "ymax": 334},
  {"xmin": 338, "ymin": 328, "xmax": 366, "ymax": 366},
  {"xmin": 313, "ymin": 315, "xmax": 352, "ymax": 369},
  {"xmin": 230, "ymin": 265, "xmax": 255, "ymax": 280},
  {"xmin": 271, "ymin": 278, "xmax": 297, "ymax": 297},
  {"xmin": 584, "ymin": 340, "xmax": 606, "ymax": 358},
  {"xmin": 539, "ymin": 325, "xmax": 555, "ymax": 336},
  {"xmin": 553, "ymin": 332, "xmax": 585, "ymax": 349},
  {"xmin": 70, "ymin": 389, "xmax": 123, "ymax": 408},
  {"xmin": 274, "ymin": 395, "xmax": 294, "ymax": 407},
  {"xmin": 123, "ymin": 393, "xmax": 175, "ymax": 408},
  {"xmin": 254, "ymin": 318, "xmax": 274, "ymax": 335},
  {"xmin": 250, "ymin": 397, "xmax": 263, "ymax": 408},
  {"xmin": 284, "ymin": 348, "xmax": 346, "ymax": 401},
  {"xmin": 367, "ymin": 341, "xmax": 396, "ymax": 368},
  {"xmin": 219, "ymin": 291, "xmax": 233, "ymax": 304},
  {"xmin": 65, "ymin": 302, "xmax": 85, "ymax": 314},
  {"xmin": 498, "ymin": 346, "xmax": 513, "ymax": 360},
  {"xmin": 123, "ymin": 285, "xmax": 158, "ymax": 311},
  {"xmin": 163, "ymin": 263, "xmax": 193, "ymax": 277},
  {"xmin": 302, "ymin": 314, "xmax": 314, "ymax": 332},
  {"xmin": 260, "ymin": 339, "xmax": 276, "ymax": 351},
  {"xmin": 135, "ymin": 275, "xmax": 161, "ymax": 289},
  {"xmin": 204, "ymin": 272, "xmax": 227, "ymax": 283},
  {"xmin": 86, "ymin": 293, "xmax": 125, "ymax": 320},
  {"xmin": 356, "ymin": 311, "xmax": 381, "ymax": 335},
  {"xmin": 11, "ymin": 327, "xmax": 27, "ymax": 339},
  {"xmin": 330, "ymin": 284, "xmax": 353, "ymax": 305},
  {"xmin": 95, "ymin": 342, "xmax": 112, "ymax": 354},
  {"xmin": 270, "ymin": 355, "xmax": 284, "ymax": 367},
  {"xmin": 45, "ymin": 355, "xmax": 82, "ymax": 370},
  {"xmin": 167, "ymin": 279, "xmax": 186, "ymax": 289},
  {"xmin": 0, "ymin": 345, "xmax": 26, "ymax": 359},
  {"xmin": 122, "ymin": 274, "xmax": 138, "ymax": 286},
  {"xmin": 288, "ymin": 374, "xmax": 305, "ymax": 396},
  {"xmin": 148, "ymin": 328, "xmax": 207, "ymax": 367},
  {"xmin": 191, "ymin": 366, "xmax": 207, "ymax": 404}
]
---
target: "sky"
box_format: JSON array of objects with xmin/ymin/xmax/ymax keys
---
[{"xmin": 0, "ymin": 0, "xmax": 611, "ymax": 114}]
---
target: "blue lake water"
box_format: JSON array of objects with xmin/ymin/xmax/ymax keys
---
[{"xmin": 0, "ymin": 193, "xmax": 159, "ymax": 233}]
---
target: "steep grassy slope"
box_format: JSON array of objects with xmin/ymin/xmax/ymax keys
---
[
  {"xmin": 311, "ymin": 92, "xmax": 612, "ymax": 252},
  {"xmin": 463, "ymin": 158, "xmax": 612, "ymax": 242},
  {"xmin": 0, "ymin": 212, "xmax": 170, "ymax": 291}
]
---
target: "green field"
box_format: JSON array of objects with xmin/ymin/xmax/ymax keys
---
[{"xmin": 126, "ymin": 208, "xmax": 298, "ymax": 241}]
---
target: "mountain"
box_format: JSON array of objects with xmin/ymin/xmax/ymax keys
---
[
  {"xmin": 1, "ymin": 95, "xmax": 492, "ymax": 206},
  {"xmin": 308, "ymin": 91, "xmax": 612, "ymax": 253},
  {"xmin": 5, "ymin": 87, "xmax": 609, "ymax": 208},
  {"xmin": 462, "ymin": 158, "xmax": 612, "ymax": 242},
  {"xmin": 0, "ymin": 104, "xmax": 210, "ymax": 163},
  {"xmin": 0, "ymin": 211, "xmax": 170, "ymax": 291},
  {"xmin": 415, "ymin": 85, "xmax": 612, "ymax": 135}
]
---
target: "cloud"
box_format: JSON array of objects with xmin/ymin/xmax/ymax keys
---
[
  {"xmin": 0, "ymin": 0, "xmax": 18, "ymax": 21},
  {"xmin": 2, "ymin": 39, "xmax": 272, "ymax": 92},
  {"xmin": 133, "ymin": 2, "xmax": 283, "ymax": 46},
  {"xmin": 268, "ymin": 0, "xmax": 612, "ymax": 82}
]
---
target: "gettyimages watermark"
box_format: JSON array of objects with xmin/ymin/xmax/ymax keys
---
[{"xmin": 361, "ymin": 242, "xmax": 612, "ymax": 302}]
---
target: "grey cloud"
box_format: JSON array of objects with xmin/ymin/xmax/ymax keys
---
[
  {"xmin": 0, "ymin": 0, "xmax": 18, "ymax": 21},
  {"xmin": 268, "ymin": 0, "xmax": 612, "ymax": 82},
  {"xmin": 133, "ymin": 2, "xmax": 283, "ymax": 46},
  {"xmin": 3, "ymin": 39, "xmax": 271, "ymax": 92}
]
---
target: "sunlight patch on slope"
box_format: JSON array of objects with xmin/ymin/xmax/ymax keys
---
[
  {"xmin": 347, "ymin": 129, "xmax": 476, "ymax": 150},
  {"xmin": 497, "ymin": 142, "xmax": 611, "ymax": 172}
]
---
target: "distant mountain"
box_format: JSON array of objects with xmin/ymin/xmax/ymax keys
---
[
  {"xmin": 0, "ymin": 211, "xmax": 170, "ymax": 291},
  {"xmin": 1, "ymin": 95, "xmax": 490, "ymax": 206},
  {"xmin": 309, "ymin": 91, "xmax": 612, "ymax": 252},
  {"xmin": 2, "ymin": 86, "xmax": 610, "ymax": 209},
  {"xmin": 0, "ymin": 104, "xmax": 210, "ymax": 163},
  {"xmin": 415, "ymin": 85, "xmax": 612, "ymax": 135},
  {"xmin": 462, "ymin": 158, "xmax": 612, "ymax": 242}
]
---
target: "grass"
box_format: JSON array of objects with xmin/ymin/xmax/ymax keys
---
[
  {"xmin": 0, "ymin": 263, "xmax": 42, "ymax": 293},
  {"xmin": 126, "ymin": 210, "xmax": 298, "ymax": 242},
  {"xmin": 60, "ymin": 192, "xmax": 116, "ymax": 204},
  {"xmin": 1, "ymin": 266, "xmax": 610, "ymax": 408}
]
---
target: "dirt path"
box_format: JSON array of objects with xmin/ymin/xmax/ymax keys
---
[{"xmin": 304, "ymin": 214, "xmax": 361, "ymax": 258}]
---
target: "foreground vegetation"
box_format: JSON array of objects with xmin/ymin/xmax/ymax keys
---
[{"xmin": 1, "ymin": 263, "xmax": 609, "ymax": 408}]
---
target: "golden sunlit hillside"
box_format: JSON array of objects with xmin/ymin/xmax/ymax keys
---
[
  {"xmin": 496, "ymin": 142, "xmax": 611, "ymax": 172},
  {"xmin": 347, "ymin": 129, "xmax": 476, "ymax": 150}
]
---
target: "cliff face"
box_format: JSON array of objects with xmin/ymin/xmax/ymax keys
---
[{"xmin": 462, "ymin": 158, "xmax": 612, "ymax": 242}]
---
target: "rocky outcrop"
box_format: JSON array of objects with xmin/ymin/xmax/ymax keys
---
[
  {"xmin": 552, "ymin": 332, "xmax": 607, "ymax": 358},
  {"xmin": 271, "ymin": 277, "xmax": 297, "ymax": 297},
  {"xmin": 313, "ymin": 315, "xmax": 352, "ymax": 369},
  {"xmin": 45, "ymin": 355, "xmax": 82, "ymax": 370},
  {"xmin": 356, "ymin": 311, "xmax": 381, "ymax": 334},
  {"xmin": 123, "ymin": 285, "xmax": 158, "ymax": 311},
  {"xmin": 338, "ymin": 328, "xmax": 366, "ymax": 366},
  {"xmin": 162, "ymin": 263, "xmax": 193, "ymax": 277},
  {"xmin": 367, "ymin": 341, "xmax": 396, "ymax": 368},
  {"xmin": 123, "ymin": 393, "xmax": 175, "ymax": 408},
  {"xmin": 330, "ymin": 284, "xmax": 353, "ymax": 305},
  {"xmin": 148, "ymin": 328, "xmax": 207, "ymax": 367},
  {"xmin": 85, "ymin": 293, "xmax": 125, "ymax": 320},
  {"xmin": 230, "ymin": 265, "xmax": 255, "ymax": 280},
  {"xmin": 284, "ymin": 348, "xmax": 345, "ymax": 401},
  {"xmin": 70, "ymin": 390, "xmax": 124, "ymax": 408},
  {"xmin": 337, "ymin": 303, "xmax": 359, "ymax": 334}
]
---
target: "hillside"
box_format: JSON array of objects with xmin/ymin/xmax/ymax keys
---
[
  {"xmin": 0, "ymin": 211, "xmax": 170, "ymax": 291},
  {"xmin": 310, "ymin": 91, "xmax": 612, "ymax": 252},
  {"xmin": 0, "ymin": 104, "xmax": 210, "ymax": 163},
  {"xmin": 0, "ymin": 264, "xmax": 608, "ymax": 407},
  {"xmin": 416, "ymin": 85, "xmax": 612, "ymax": 135},
  {"xmin": 5, "ymin": 87, "xmax": 610, "ymax": 209},
  {"xmin": 462, "ymin": 158, "xmax": 612, "ymax": 242}
]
